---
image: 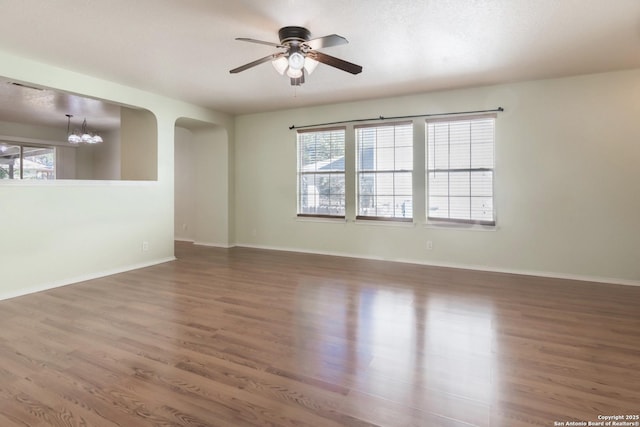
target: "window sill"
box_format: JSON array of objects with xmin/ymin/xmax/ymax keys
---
[
  {"xmin": 353, "ymin": 218, "xmax": 416, "ymax": 227},
  {"xmin": 296, "ymin": 215, "xmax": 347, "ymax": 224},
  {"xmin": 423, "ymin": 221, "xmax": 498, "ymax": 232}
]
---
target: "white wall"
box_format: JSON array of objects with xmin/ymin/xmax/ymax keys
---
[
  {"xmin": 234, "ymin": 69, "xmax": 640, "ymax": 285},
  {"xmin": 0, "ymin": 49, "xmax": 232, "ymax": 300}
]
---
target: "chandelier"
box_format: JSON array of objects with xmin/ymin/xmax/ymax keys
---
[{"xmin": 66, "ymin": 114, "xmax": 103, "ymax": 144}]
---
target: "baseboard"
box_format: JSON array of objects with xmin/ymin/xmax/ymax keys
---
[
  {"xmin": 0, "ymin": 257, "xmax": 176, "ymax": 302},
  {"xmin": 193, "ymin": 241, "xmax": 235, "ymax": 249},
  {"xmin": 174, "ymin": 238, "xmax": 195, "ymax": 243},
  {"xmin": 236, "ymin": 243, "xmax": 640, "ymax": 287}
]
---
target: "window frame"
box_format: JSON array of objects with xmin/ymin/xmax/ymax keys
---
[
  {"xmin": 355, "ymin": 121, "xmax": 414, "ymax": 222},
  {"xmin": 425, "ymin": 114, "xmax": 496, "ymax": 227},
  {"xmin": 296, "ymin": 127, "xmax": 346, "ymax": 219}
]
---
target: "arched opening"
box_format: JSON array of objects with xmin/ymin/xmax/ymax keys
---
[{"xmin": 0, "ymin": 77, "xmax": 157, "ymax": 181}]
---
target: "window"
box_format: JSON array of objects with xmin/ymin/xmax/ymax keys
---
[
  {"xmin": 426, "ymin": 115, "xmax": 495, "ymax": 225},
  {"xmin": 297, "ymin": 128, "xmax": 345, "ymax": 217},
  {"xmin": 0, "ymin": 143, "xmax": 55, "ymax": 180},
  {"xmin": 356, "ymin": 122, "xmax": 413, "ymax": 221}
]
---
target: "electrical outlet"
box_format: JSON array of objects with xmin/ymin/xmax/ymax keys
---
[
  {"xmin": 182, "ymin": 223, "xmax": 188, "ymax": 231},
  {"xmin": 426, "ymin": 240, "xmax": 433, "ymax": 250},
  {"xmin": 142, "ymin": 241, "xmax": 149, "ymax": 252}
]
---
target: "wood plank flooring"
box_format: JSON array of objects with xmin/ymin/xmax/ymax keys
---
[{"xmin": 0, "ymin": 241, "xmax": 638, "ymax": 426}]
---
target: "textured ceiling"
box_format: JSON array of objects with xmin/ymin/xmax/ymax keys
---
[
  {"xmin": 0, "ymin": 81, "xmax": 120, "ymax": 132},
  {"xmin": 0, "ymin": 0, "xmax": 639, "ymax": 118}
]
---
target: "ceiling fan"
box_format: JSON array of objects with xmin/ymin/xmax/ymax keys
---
[{"xmin": 229, "ymin": 26, "xmax": 363, "ymax": 86}]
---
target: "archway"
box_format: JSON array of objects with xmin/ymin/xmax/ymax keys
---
[{"xmin": 174, "ymin": 118, "xmax": 230, "ymax": 248}]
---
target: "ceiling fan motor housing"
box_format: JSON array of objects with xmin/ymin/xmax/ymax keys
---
[{"xmin": 278, "ymin": 26, "xmax": 311, "ymax": 45}]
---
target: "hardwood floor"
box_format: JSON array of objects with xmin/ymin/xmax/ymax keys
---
[{"xmin": 0, "ymin": 242, "xmax": 638, "ymax": 426}]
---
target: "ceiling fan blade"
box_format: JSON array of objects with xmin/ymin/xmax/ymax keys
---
[
  {"xmin": 309, "ymin": 51, "xmax": 362, "ymax": 75},
  {"xmin": 305, "ymin": 34, "xmax": 348, "ymax": 50},
  {"xmin": 229, "ymin": 53, "xmax": 282, "ymax": 74},
  {"xmin": 236, "ymin": 37, "xmax": 283, "ymax": 48}
]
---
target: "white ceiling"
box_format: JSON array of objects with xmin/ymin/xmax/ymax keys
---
[{"xmin": 1, "ymin": 0, "xmax": 639, "ymax": 118}]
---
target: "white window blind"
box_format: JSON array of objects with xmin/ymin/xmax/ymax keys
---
[
  {"xmin": 356, "ymin": 122, "xmax": 413, "ymax": 221},
  {"xmin": 297, "ymin": 128, "xmax": 346, "ymax": 217},
  {"xmin": 426, "ymin": 115, "xmax": 495, "ymax": 225}
]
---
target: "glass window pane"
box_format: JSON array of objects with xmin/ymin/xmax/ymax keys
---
[
  {"xmin": 449, "ymin": 172, "xmax": 470, "ymax": 197},
  {"xmin": 358, "ymin": 172, "xmax": 375, "ymax": 198},
  {"xmin": 395, "ymin": 146, "xmax": 413, "ymax": 170},
  {"xmin": 375, "ymin": 195, "xmax": 394, "ymax": 217},
  {"xmin": 450, "ymin": 196, "xmax": 471, "ymax": 220},
  {"xmin": 394, "ymin": 172, "xmax": 412, "ymax": 197},
  {"xmin": 356, "ymin": 123, "xmax": 413, "ymax": 220},
  {"xmin": 426, "ymin": 117, "xmax": 495, "ymax": 224},
  {"xmin": 471, "ymin": 197, "xmax": 493, "ymax": 222},
  {"xmin": 428, "ymin": 196, "xmax": 449, "ymax": 218},
  {"xmin": 375, "ymin": 173, "xmax": 394, "ymax": 196},
  {"xmin": 298, "ymin": 129, "xmax": 345, "ymax": 216},
  {"xmin": 22, "ymin": 146, "xmax": 55, "ymax": 180},
  {"xmin": 0, "ymin": 144, "xmax": 20, "ymax": 179},
  {"xmin": 375, "ymin": 147, "xmax": 396, "ymax": 171},
  {"xmin": 0, "ymin": 144, "xmax": 55, "ymax": 180},
  {"xmin": 376, "ymin": 129, "xmax": 395, "ymax": 149},
  {"xmin": 428, "ymin": 172, "xmax": 449, "ymax": 197},
  {"xmin": 394, "ymin": 196, "xmax": 412, "ymax": 218},
  {"xmin": 470, "ymin": 171, "xmax": 493, "ymax": 197}
]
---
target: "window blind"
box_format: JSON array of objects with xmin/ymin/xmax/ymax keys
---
[
  {"xmin": 426, "ymin": 115, "xmax": 495, "ymax": 225},
  {"xmin": 356, "ymin": 122, "xmax": 413, "ymax": 221}
]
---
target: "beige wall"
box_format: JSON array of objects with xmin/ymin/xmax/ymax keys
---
[
  {"xmin": 55, "ymin": 145, "xmax": 76, "ymax": 179},
  {"xmin": 174, "ymin": 126, "xmax": 196, "ymax": 241},
  {"xmin": 234, "ymin": 69, "xmax": 640, "ymax": 285},
  {"xmin": 174, "ymin": 122, "xmax": 230, "ymax": 247},
  {"xmin": 0, "ymin": 120, "xmax": 65, "ymax": 142},
  {"xmin": 91, "ymin": 128, "xmax": 121, "ymax": 180},
  {"xmin": 121, "ymin": 108, "xmax": 157, "ymax": 180}
]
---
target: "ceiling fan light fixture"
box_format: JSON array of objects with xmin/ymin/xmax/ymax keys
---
[
  {"xmin": 304, "ymin": 57, "xmax": 319, "ymax": 75},
  {"xmin": 288, "ymin": 51, "xmax": 305, "ymax": 70},
  {"xmin": 286, "ymin": 67, "xmax": 303, "ymax": 78},
  {"xmin": 230, "ymin": 26, "xmax": 362, "ymax": 86},
  {"xmin": 271, "ymin": 56, "xmax": 288, "ymax": 75}
]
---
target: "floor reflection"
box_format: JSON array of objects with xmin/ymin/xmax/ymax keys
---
[{"xmin": 294, "ymin": 279, "xmax": 496, "ymax": 412}]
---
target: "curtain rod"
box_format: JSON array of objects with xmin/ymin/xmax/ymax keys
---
[{"xmin": 289, "ymin": 107, "xmax": 504, "ymax": 130}]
